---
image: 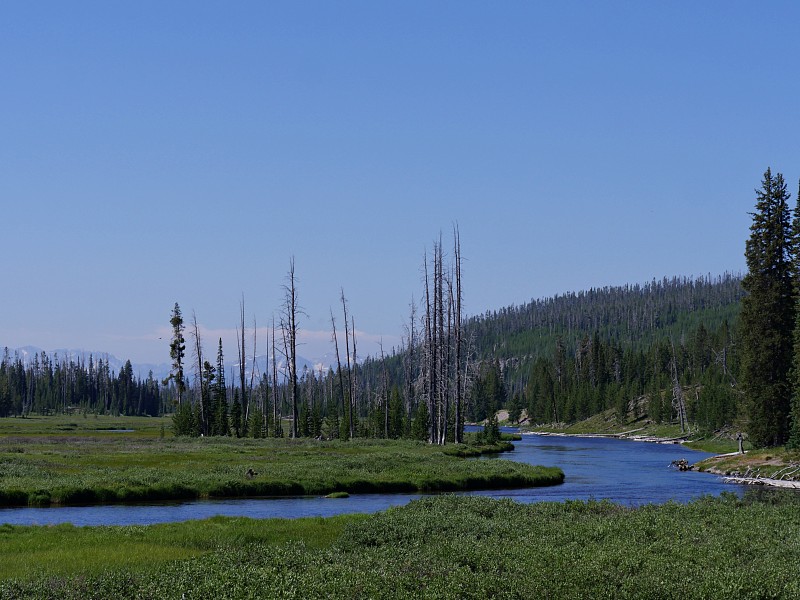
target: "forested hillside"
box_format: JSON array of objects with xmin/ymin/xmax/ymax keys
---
[
  {"xmin": 454, "ymin": 274, "xmax": 745, "ymax": 430},
  {"xmin": 469, "ymin": 273, "xmax": 742, "ymax": 366}
]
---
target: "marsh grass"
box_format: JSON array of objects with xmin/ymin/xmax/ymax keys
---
[
  {"xmin": 0, "ymin": 417, "xmax": 563, "ymax": 507},
  {"xmin": 0, "ymin": 513, "xmax": 362, "ymax": 581},
  {"xmin": 3, "ymin": 493, "xmax": 800, "ymax": 598}
]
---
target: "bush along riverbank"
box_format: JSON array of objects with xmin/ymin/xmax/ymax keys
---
[
  {"xmin": 3, "ymin": 492, "xmax": 800, "ymax": 598},
  {"xmin": 0, "ymin": 434, "xmax": 563, "ymax": 507}
]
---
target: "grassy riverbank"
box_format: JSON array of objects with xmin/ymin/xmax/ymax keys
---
[
  {"xmin": 2, "ymin": 492, "xmax": 800, "ymax": 598},
  {"xmin": 0, "ymin": 416, "xmax": 563, "ymax": 507},
  {"xmin": 695, "ymin": 446, "xmax": 800, "ymax": 479}
]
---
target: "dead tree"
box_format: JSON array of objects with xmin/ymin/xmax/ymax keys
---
[
  {"xmin": 341, "ymin": 290, "xmax": 354, "ymax": 439},
  {"xmin": 351, "ymin": 315, "xmax": 358, "ymax": 434},
  {"xmin": 331, "ymin": 310, "xmax": 346, "ymax": 439},
  {"xmin": 271, "ymin": 318, "xmax": 282, "ymax": 437},
  {"xmin": 453, "ymin": 224, "xmax": 464, "ymax": 443},
  {"xmin": 380, "ymin": 340, "xmax": 389, "ymax": 438},
  {"xmin": 670, "ymin": 340, "xmax": 689, "ymax": 433},
  {"xmin": 190, "ymin": 311, "xmax": 206, "ymax": 435},
  {"xmin": 283, "ymin": 258, "xmax": 300, "ymax": 438},
  {"xmin": 237, "ymin": 297, "xmax": 248, "ymax": 426}
]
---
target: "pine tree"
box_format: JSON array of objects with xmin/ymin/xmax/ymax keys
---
[
  {"xmin": 166, "ymin": 303, "xmax": 186, "ymax": 407},
  {"xmin": 213, "ymin": 339, "xmax": 229, "ymax": 436},
  {"xmin": 231, "ymin": 389, "xmax": 242, "ymax": 438},
  {"xmin": 789, "ymin": 181, "xmax": 800, "ymax": 448},
  {"xmin": 741, "ymin": 168, "xmax": 794, "ymax": 447}
]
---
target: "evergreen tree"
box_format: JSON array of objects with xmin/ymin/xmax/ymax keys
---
[
  {"xmin": 411, "ymin": 402, "xmax": 429, "ymax": 441},
  {"xmin": 741, "ymin": 168, "xmax": 794, "ymax": 447},
  {"xmin": 790, "ymin": 182, "xmax": 800, "ymax": 448},
  {"xmin": 231, "ymin": 389, "xmax": 242, "ymax": 438},
  {"xmin": 213, "ymin": 339, "xmax": 229, "ymax": 436},
  {"xmin": 165, "ymin": 303, "xmax": 186, "ymax": 407}
]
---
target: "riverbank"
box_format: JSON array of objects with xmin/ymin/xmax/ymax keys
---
[
  {"xmin": 0, "ymin": 417, "xmax": 563, "ymax": 507},
  {"xmin": 694, "ymin": 447, "xmax": 800, "ymax": 488},
  {"xmin": 521, "ymin": 408, "xmax": 747, "ymax": 454},
  {"xmin": 3, "ymin": 493, "xmax": 800, "ymax": 598}
]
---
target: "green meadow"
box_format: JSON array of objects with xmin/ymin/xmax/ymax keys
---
[{"xmin": 0, "ymin": 416, "xmax": 562, "ymax": 506}]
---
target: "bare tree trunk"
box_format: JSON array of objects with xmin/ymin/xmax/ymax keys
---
[
  {"xmin": 341, "ymin": 290, "xmax": 354, "ymax": 440},
  {"xmin": 453, "ymin": 225, "xmax": 463, "ymax": 443},
  {"xmin": 283, "ymin": 258, "xmax": 299, "ymax": 438},
  {"xmin": 191, "ymin": 311, "xmax": 206, "ymax": 435},
  {"xmin": 424, "ymin": 252, "xmax": 434, "ymax": 444},
  {"xmin": 670, "ymin": 340, "xmax": 688, "ymax": 433},
  {"xmin": 272, "ymin": 318, "xmax": 280, "ymax": 437},
  {"xmin": 381, "ymin": 340, "xmax": 389, "ymax": 438},
  {"xmin": 250, "ymin": 317, "xmax": 258, "ymax": 433},
  {"xmin": 351, "ymin": 316, "xmax": 358, "ymax": 437},
  {"xmin": 331, "ymin": 310, "xmax": 346, "ymax": 439},
  {"xmin": 238, "ymin": 297, "xmax": 248, "ymax": 426},
  {"xmin": 436, "ymin": 238, "xmax": 446, "ymax": 445}
]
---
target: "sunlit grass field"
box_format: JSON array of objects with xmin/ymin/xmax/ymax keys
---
[{"xmin": 0, "ymin": 416, "xmax": 563, "ymax": 506}]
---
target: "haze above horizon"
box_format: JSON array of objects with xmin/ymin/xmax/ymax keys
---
[{"xmin": 3, "ymin": 2, "xmax": 799, "ymax": 365}]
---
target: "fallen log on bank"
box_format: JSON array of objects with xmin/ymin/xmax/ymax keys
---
[{"xmin": 723, "ymin": 476, "xmax": 800, "ymax": 489}]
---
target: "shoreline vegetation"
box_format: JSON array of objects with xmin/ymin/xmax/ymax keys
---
[{"xmin": 0, "ymin": 416, "xmax": 563, "ymax": 508}]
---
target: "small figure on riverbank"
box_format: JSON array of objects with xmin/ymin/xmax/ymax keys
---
[
  {"xmin": 737, "ymin": 432, "xmax": 744, "ymax": 454},
  {"xmin": 245, "ymin": 468, "xmax": 258, "ymax": 479}
]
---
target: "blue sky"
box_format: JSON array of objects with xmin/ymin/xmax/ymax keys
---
[{"xmin": 2, "ymin": 2, "xmax": 799, "ymax": 366}]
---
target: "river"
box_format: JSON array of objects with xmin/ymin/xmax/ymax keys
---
[{"xmin": 0, "ymin": 428, "xmax": 743, "ymax": 526}]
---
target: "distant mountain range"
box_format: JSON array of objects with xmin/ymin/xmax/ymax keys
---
[{"xmin": 4, "ymin": 346, "xmax": 331, "ymax": 383}]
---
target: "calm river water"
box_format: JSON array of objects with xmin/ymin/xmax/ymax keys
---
[{"xmin": 0, "ymin": 428, "xmax": 743, "ymax": 526}]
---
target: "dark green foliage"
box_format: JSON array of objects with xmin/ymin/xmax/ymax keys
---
[
  {"xmin": 171, "ymin": 402, "xmax": 196, "ymax": 437},
  {"xmin": 506, "ymin": 393, "xmax": 522, "ymax": 424},
  {"xmin": 166, "ymin": 303, "xmax": 186, "ymax": 405},
  {"xmin": 411, "ymin": 402, "xmax": 428, "ymax": 441},
  {"xmin": 741, "ymin": 169, "xmax": 795, "ymax": 447},
  {"xmin": 482, "ymin": 413, "xmax": 500, "ymax": 444},
  {"xmin": 469, "ymin": 361, "xmax": 506, "ymax": 423},
  {"xmin": 790, "ymin": 181, "xmax": 800, "ymax": 449},
  {"xmin": 230, "ymin": 391, "xmax": 242, "ymax": 438}
]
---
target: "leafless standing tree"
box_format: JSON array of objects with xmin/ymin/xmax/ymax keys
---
[
  {"xmin": 330, "ymin": 309, "xmax": 346, "ymax": 438},
  {"xmin": 190, "ymin": 311, "xmax": 206, "ymax": 435},
  {"xmin": 271, "ymin": 317, "xmax": 281, "ymax": 437},
  {"xmin": 283, "ymin": 258, "xmax": 300, "ymax": 438},
  {"xmin": 237, "ymin": 296, "xmax": 248, "ymax": 426},
  {"xmin": 341, "ymin": 289, "xmax": 354, "ymax": 439}
]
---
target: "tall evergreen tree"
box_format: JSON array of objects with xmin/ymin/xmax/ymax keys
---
[
  {"xmin": 741, "ymin": 168, "xmax": 794, "ymax": 447},
  {"xmin": 789, "ymin": 181, "xmax": 800, "ymax": 448},
  {"xmin": 166, "ymin": 303, "xmax": 186, "ymax": 407},
  {"xmin": 213, "ymin": 338, "xmax": 229, "ymax": 436}
]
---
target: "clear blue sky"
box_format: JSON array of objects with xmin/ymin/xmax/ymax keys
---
[{"xmin": 2, "ymin": 2, "xmax": 799, "ymax": 366}]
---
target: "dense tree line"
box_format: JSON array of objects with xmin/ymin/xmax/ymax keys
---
[
  {"xmin": 0, "ymin": 349, "xmax": 162, "ymax": 417},
  {"xmin": 504, "ymin": 320, "xmax": 740, "ymax": 431}
]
